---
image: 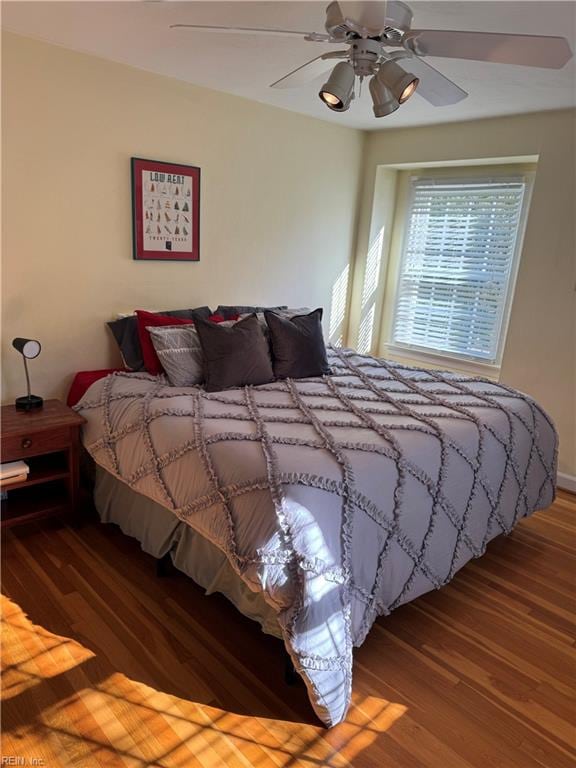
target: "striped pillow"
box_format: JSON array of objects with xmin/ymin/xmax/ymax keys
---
[{"xmin": 147, "ymin": 318, "xmax": 240, "ymax": 387}]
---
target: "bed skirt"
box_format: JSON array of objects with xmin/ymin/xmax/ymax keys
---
[{"xmin": 94, "ymin": 465, "xmax": 282, "ymax": 638}]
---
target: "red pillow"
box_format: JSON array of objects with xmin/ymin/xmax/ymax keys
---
[
  {"xmin": 208, "ymin": 313, "xmax": 239, "ymax": 323},
  {"xmin": 136, "ymin": 310, "xmax": 194, "ymax": 375},
  {"xmin": 67, "ymin": 368, "xmax": 125, "ymax": 407}
]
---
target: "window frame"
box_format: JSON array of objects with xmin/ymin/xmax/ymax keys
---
[{"xmin": 380, "ymin": 164, "xmax": 535, "ymax": 376}]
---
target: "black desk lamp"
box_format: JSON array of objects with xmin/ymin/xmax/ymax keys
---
[{"xmin": 12, "ymin": 338, "xmax": 43, "ymax": 411}]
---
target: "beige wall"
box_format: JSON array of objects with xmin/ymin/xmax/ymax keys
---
[
  {"xmin": 3, "ymin": 34, "xmax": 574, "ymax": 477},
  {"xmin": 1, "ymin": 32, "xmax": 363, "ymax": 401},
  {"xmin": 349, "ymin": 110, "xmax": 576, "ymax": 476}
]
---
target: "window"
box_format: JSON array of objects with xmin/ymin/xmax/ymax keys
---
[{"xmin": 390, "ymin": 175, "xmax": 531, "ymax": 366}]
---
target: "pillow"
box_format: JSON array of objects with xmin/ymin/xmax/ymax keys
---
[
  {"xmin": 195, "ymin": 314, "xmax": 274, "ymax": 392},
  {"xmin": 215, "ymin": 304, "xmax": 288, "ymax": 320},
  {"xmin": 136, "ymin": 310, "xmax": 195, "ymax": 375},
  {"xmin": 253, "ymin": 307, "xmax": 311, "ymax": 338},
  {"xmin": 279, "ymin": 307, "xmax": 313, "ymax": 317},
  {"xmin": 264, "ymin": 308, "xmax": 331, "ymax": 380},
  {"xmin": 107, "ymin": 306, "xmax": 211, "ymax": 371},
  {"xmin": 147, "ymin": 318, "xmax": 239, "ymax": 387},
  {"xmin": 206, "ymin": 314, "xmax": 228, "ymax": 323}
]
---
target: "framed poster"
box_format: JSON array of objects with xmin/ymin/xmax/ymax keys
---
[{"xmin": 131, "ymin": 157, "xmax": 200, "ymax": 261}]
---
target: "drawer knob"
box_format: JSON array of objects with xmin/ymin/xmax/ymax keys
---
[{"xmin": 21, "ymin": 438, "xmax": 32, "ymax": 449}]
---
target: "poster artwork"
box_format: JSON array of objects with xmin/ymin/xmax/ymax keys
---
[
  {"xmin": 142, "ymin": 171, "xmax": 193, "ymax": 253},
  {"xmin": 131, "ymin": 157, "xmax": 200, "ymax": 261}
]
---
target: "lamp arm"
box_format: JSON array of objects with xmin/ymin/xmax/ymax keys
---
[{"xmin": 23, "ymin": 356, "xmax": 32, "ymax": 399}]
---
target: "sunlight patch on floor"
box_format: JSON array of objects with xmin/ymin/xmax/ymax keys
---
[{"xmin": 1, "ymin": 595, "xmax": 407, "ymax": 767}]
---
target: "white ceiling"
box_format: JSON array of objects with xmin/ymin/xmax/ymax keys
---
[{"xmin": 2, "ymin": 1, "xmax": 576, "ymax": 130}]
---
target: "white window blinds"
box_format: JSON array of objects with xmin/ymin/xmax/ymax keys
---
[{"xmin": 392, "ymin": 177, "xmax": 528, "ymax": 364}]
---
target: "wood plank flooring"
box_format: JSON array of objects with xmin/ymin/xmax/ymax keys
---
[{"xmin": 2, "ymin": 491, "xmax": 575, "ymax": 767}]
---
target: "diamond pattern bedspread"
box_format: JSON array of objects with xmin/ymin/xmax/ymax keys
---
[{"xmin": 76, "ymin": 348, "xmax": 557, "ymax": 726}]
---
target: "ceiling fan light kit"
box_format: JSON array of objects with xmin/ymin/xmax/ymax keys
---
[
  {"xmin": 171, "ymin": 0, "xmax": 573, "ymax": 121},
  {"xmin": 319, "ymin": 61, "xmax": 355, "ymax": 111},
  {"xmin": 377, "ymin": 59, "xmax": 419, "ymax": 104},
  {"xmin": 369, "ymin": 77, "xmax": 399, "ymax": 118}
]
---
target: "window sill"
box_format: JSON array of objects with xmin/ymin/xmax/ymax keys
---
[{"xmin": 380, "ymin": 343, "xmax": 501, "ymax": 381}]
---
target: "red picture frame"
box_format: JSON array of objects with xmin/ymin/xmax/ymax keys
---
[{"xmin": 131, "ymin": 157, "xmax": 200, "ymax": 261}]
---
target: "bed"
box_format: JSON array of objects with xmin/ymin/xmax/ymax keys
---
[{"xmin": 75, "ymin": 346, "xmax": 558, "ymax": 727}]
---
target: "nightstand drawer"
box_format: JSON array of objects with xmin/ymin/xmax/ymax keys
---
[{"xmin": 2, "ymin": 427, "xmax": 71, "ymax": 461}]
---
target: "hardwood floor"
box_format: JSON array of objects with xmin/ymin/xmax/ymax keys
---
[{"xmin": 2, "ymin": 491, "xmax": 575, "ymax": 767}]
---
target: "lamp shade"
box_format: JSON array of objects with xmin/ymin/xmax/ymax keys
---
[
  {"xmin": 377, "ymin": 60, "xmax": 419, "ymax": 104},
  {"xmin": 319, "ymin": 62, "xmax": 355, "ymax": 112},
  {"xmin": 12, "ymin": 338, "xmax": 41, "ymax": 360},
  {"xmin": 369, "ymin": 77, "xmax": 400, "ymax": 118}
]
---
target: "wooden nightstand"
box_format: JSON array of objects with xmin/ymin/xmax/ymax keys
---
[{"xmin": 1, "ymin": 400, "xmax": 86, "ymax": 528}]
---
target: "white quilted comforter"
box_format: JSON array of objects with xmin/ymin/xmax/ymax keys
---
[{"xmin": 76, "ymin": 348, "xmax": 557, "ymax": 726}]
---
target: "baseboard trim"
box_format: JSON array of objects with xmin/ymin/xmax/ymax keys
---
[{"xmin": 557, "ymin": 472, "xmax": 576, "ymax": 493}]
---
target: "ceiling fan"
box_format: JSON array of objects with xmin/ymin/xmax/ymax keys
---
[{"xmin": 170, "ymin": 1, "xmax": 573, "ymax": 118}]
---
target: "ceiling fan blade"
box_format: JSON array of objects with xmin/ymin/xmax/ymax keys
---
[
  {"xmin": 406, "ymin": 57, "xmax": 468, "ymax": 106},
  {"xmin": 270, "ymin": 52, "xmax": 348, "ymax": 89},
  {"xmin": 404, "ymin": 30, "xmax": 573, "ymax": 69},
  {"xmin": 170, "ymin": 23, "xmax": 325, "ymax": 39}
]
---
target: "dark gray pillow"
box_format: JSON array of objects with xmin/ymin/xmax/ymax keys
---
[
  {"xmin": 195, "ymin": 314, "xmax": 274, "ymax": 392},
  {"xmin": 264, "ymin": 308, "xmax": 331, "ymax": 380},
  {"xmin": 107, "ymin": 306, "xmax": 211, "ymax": 370},
  {"xmin": 215, "ymin": 305, "xmax": 288, "ymax": 320}
]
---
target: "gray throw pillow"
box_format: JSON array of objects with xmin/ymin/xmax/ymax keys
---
[
  {"xmin": 253, "ymin": 307, "xmax": 311, "ymax": 338},
  {"xmin": 148, "ymin": 319, "xmax": 241, "ymax": 387},
  {"xmin": 264, "ymin": 308, "xmax": 331, "ymax": 380},
  {"xmin": 107, "ymin": 306, "xmax": 211, "ymax": 370},
  {"xmin": 195, "ymin": 314, "xmax": 274, "ymax": 392},
  {"xmin": 147, "ymin": 325, "xmax": 204, "ymax": 387}
]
